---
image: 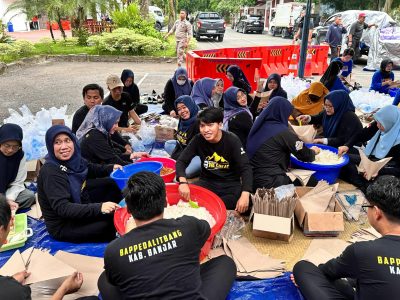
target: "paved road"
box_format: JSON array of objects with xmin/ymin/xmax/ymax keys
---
[
  {"xmin": 195, "ymin": 27, "xmax": 292, "ymax": 49},
  {"xmin": 1, "ymin": 28, "xmax": 398, "ymax": 122}
]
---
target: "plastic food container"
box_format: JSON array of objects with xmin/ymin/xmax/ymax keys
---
[
  {"xmin": 290, "ymin": 144, "xmax": 349, "ymax": 184},
  {"xmin": 136, "ymin": 157, "xmax": 176, "ymax": 183},
  {"xmin": 1, "ymin": 213, "xmax": 33, "ymax": 252},
  {"xmin": 110, "ymin": 161, "xmax": 163, "ymax": 190},
  {"xmin": 114, "ymin": 183, "xmax": 227, "ymax": 261}
]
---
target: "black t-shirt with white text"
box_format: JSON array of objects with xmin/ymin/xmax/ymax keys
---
[
  {"xmin": 176, "ymin": 131, "xmax": 253, "ymax": 192},
  {"xmin": 103, "ymin": 92, "xmax": 135, "ymax": 127},
  {"xmin": 320, "ymin": 235, "xmax": 400, "ymax": 300},
  {"xmin": 104, "ymin": 216, "xmax": 210, "ymax": 300}
]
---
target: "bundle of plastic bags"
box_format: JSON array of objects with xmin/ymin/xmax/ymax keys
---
[
  {"xmin": 350, "ymin": 89, "xmax": 394, "ymax": 113},
  {"xmin": 281, "ymin": 74, "xmax": 310, "ymax": 101},
  {"xmin": 3, "ymin": 105, "xmax": 67, "ymax": 160}
]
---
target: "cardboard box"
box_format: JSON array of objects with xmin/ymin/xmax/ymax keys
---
[
  {"xmin": 155, "ymin": 125, "xmax": 175, "ymax": 142},
  {"xmin": 26, "ymin": 159, "xmax": 44, "ymax": 181},
  {"xmin": 52, "ymin": 119, "xmax": 65, "ymax": 126},
  {"xmin": 295, "ymin": 187, "xmax": 344, "ymax": 237},
  {"xmin": 252, "ymin": 213, "xmax": 294, "ymax": 242}
]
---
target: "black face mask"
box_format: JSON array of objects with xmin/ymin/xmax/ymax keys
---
[{"xmin": 309, "ymin": 94, "xmax": 320, "ymax": 102}]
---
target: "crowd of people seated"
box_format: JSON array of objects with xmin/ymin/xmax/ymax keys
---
[{"xmin": 2, "ymin": 59, "xmax": 400, "ymax": 299}]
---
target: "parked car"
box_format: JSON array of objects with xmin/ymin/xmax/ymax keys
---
[
  {"xmin": 192, "ymin": 12, "xmax": 226, "ymax": 42},
  {"xmin": 149, "ymin": 5, "xmax": 165, "ymax": 31},
  {"xmin": 236, "ymin": 15, "xmax": 264, "ymax": 34},
  {"xmin": 312, "ymin": 10, "xmax": 396, "ymax": 58}
]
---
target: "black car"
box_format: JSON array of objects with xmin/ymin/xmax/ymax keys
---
[
  {"xmin": 235, "ymin": 15, "xmax": 264, "ymax": 34},
  {"xmin": 192, "ymin": 12, "xmax": 226, "ymax": 42}
]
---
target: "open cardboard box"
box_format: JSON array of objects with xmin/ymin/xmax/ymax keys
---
[
  {"xmin": 26, "ymin": 158, "xmax": 44, "ymax": 181},
  {"xmin": 295, "ymin": 187, "xmax": 344, "ymax": 237},
  {"xmin": 155, "ymin": 125, "xmax": 175, "ymax": 142},
  {"xmin": 252, "ymin": 213, "xmax": 294, "ymax": 242}
]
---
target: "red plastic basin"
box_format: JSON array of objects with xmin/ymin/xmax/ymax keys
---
[
  {"xmin": 113, "ymin": 183, "xmax": 227, "ymax": 261},
  {"xmin": 136, "ymin": 157, "xmax": 176, "ymax": 183}
]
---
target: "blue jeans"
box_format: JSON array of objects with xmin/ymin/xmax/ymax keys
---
[{"xmin": 164, "ymin": 140, "xmax": 201, "ymax": 178}]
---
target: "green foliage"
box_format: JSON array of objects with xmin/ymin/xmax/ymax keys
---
[
  {"xmin": 87, "ymin": 28, "xmax": 163, "ymax": 55},
  {"xmin": 0, "ymin": 40, "xmax": 35, "ymax": 61},
  {"xmin": 0, "ymin": 19, "xmax": 13, "ymax": 43},
  {"xmin": 210, "ymin": 0, "xmax": 254, "ymax": 17},
  {"xmin": 111, "ymin": 4, "xmax": 161, "ymax": 39},
  {"xmin": 72, "ymin": 27, "xmax": 90, "ymax": 45}
]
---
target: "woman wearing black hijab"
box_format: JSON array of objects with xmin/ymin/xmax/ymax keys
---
[
  {"xmin": 0, "ymin": 124, "xmax": 35, "ymax": 211},
  {"xmin": 251, "ymin": 73, "xmax": 288, "ymax": 118},
  {"xmin": 120, "ymin": 69, "xmax": 148, "ymax": 115},
  {"xmin": 37, "ymin": 125, "xmax": 123, "ymax": 243},
  {"xmin": 320, "ymin": 60, "xmax": 349, "ymax": 93}
]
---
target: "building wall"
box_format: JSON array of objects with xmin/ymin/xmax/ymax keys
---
[{"xmin": 0, "ymin": 0, "xmax": 29, "ymax": 31}]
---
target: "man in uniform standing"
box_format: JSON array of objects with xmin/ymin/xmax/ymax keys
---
[{"xmin": 164, "ymin": 9, "xmax": 192, "ymax": 67}]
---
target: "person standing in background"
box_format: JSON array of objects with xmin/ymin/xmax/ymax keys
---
[
  {"xmin": 324, "ymin": 16, "xmax": 347, "ymax": 60},
  {"xmin": 164, "ymin": 9, "xmax": 192, "ymax": 67},
  {"xmin": 293, "ymin": 10, "xmax": 313, "ymax": 45},
  {"xmin": 347, "ymin": 13, "xmax": 376, "ymax": 61}
]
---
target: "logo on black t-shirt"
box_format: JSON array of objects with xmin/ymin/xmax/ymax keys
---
[
  {"xmin": 204, "ymin": 152, "xmax": 229, "ymax": 170},
  {"xmin": 176, "ymin": 130, "xmax": 188, "ymax": 145}
]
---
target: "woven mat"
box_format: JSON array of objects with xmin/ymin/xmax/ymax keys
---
[{"xmin": 243, "ymin": 180, "xmax": 368, "ymax": 270}]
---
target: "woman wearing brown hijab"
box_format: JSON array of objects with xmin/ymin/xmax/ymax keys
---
[{"xmin": 291, "ymin": 82, "xmax": 329, "ymax": 119}]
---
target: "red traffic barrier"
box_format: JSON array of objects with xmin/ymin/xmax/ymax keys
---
[{"xmin": 186, "ymin": 50, "xmax": 262, "ymax": 91}]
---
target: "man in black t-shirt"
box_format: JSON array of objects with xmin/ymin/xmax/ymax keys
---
[
  {"xmin": 103, "ymin": 75, "xmax": 141, "ymax": 134},
  {"xmin": 176, "ymin": 108, "xmax": 253, "ymax": 213},
  {"xmin": 99, "ymin": 172, "xmax": 236, "ymax": 300},
  {"xmin": 292, "ymin": 175, "xmax": 400, "ymax": 300},
  {"xmin": 72, "ymin": 83, "xmax": 132, "ymax": 154},
  {"xmin": 72, "ymin": 84, "xmax": 104, "ymax": 134}
]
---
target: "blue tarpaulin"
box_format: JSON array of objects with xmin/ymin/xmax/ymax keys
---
[{"xmin": 0, "ymin": 217, "xmax": 303, "ymax": 300}]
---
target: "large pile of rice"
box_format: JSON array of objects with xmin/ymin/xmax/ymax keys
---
[
  {"xmin": 164, "ymin": 200, "xmax": 216, "ymax": 227},
  {"xmin": 313, "ymin": 148, "xmax": 344, "ymax": 165}
]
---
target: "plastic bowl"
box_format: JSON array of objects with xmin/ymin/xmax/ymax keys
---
[
  {"xmin": 114, "ymin": 183, "xmax": 227, "ymax": 261},
  {"xmin": 136, "ymin": 157, "xmax": 176, "ymax": 183},
  {"xmin": 290, "ymin": 144, "xmax": 349, "ymax": 184},
  {"xmin": 110, "ymin": 161, "xmax": 163, "ymax": 190}
]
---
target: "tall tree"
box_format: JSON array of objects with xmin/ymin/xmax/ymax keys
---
[
  {"xmin": 383, "ymin": 0, "xmax": 394, "ymax": 12},
  {"xmin": 140, "ymin": 0, "xmax": 149, "ymax": 17}
]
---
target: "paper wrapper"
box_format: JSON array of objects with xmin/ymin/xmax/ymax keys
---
[
  {"xmin": 302, "ymin": 238, "xmax": 349, "ymax": 266},
  {"xmin": 357, "ymin": 148, "xmax": 392, "ymax": 180},
  {"xmin": 299, "ymin": 181, "xmax": 338, "ymax": 213},
  {"xmin": 290, "ymin": 124, "xmax": 317, "ymax": 143},
  {"xmin": 287, "ymin": 169, "xmax": 316, "ymax": 186}
]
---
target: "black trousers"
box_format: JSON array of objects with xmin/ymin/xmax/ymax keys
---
[
  {"xmin": 194, "ymin": 179, "xmax": 242, "ymax": 210},
  {"xmin": 135, "ymin": 103, "xmax": 148, "ymax": 115},
  {"xmin": 98, "ymin": 255, "xmax": 237, "ymax": 300},
  {"xmin": 51, "ymin": 178, "xmax": 122, "ymax": 243},
  {"xmin": 293, "ymin": 260, "xmax": 355, "ymax": 300}
]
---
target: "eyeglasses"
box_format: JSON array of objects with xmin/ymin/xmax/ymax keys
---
[
  {"xmin": 361, "ymin": 204, "xmax": 374, "ymax": 213},
  {"xmin": 324, "ymin": 104, "xmax": 334, "ymax": 109},
  {"xmin": 1, "ymin": 144, "xmax": 21, "ymax": 151}
]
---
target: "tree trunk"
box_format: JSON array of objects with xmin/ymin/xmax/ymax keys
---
[
  {"xmin": 168, "ymin": 0, "xmax": 176, "ymax": 31},
  {"xmin": 90, "ymin": 3, "xmax": 97, "ymax": 21},
  {"xmin": 56, "ymin": 11, "xmax": 66, "ymax": 40},
  {"xmin": 383, "ymin": 0, "xmax": 393, "ymax": 12},
  {"xmin": 49, "ymin": 25, "xmax": 55, "ymax": 41},
  {"xmin": 140, "ymin": 0, "xmax": 149, "ymax": 18}
]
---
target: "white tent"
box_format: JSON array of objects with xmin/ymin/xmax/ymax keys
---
[{"xmin": 0, "ymin": 0, "xmax": 29, "ymax": 32}]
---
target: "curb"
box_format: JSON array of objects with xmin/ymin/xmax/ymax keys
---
[{"xmin": 0, "ymin": 54, "xmax": 175, "ymax": 75}]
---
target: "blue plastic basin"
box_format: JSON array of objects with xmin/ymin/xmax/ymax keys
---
[
  {"xmin": 290, "ymin": 144, "xmax": 349, "ymax": 184},
  {"xmin": 110, "ymin": 161, "xmax": 163, "ymax": 190}
]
